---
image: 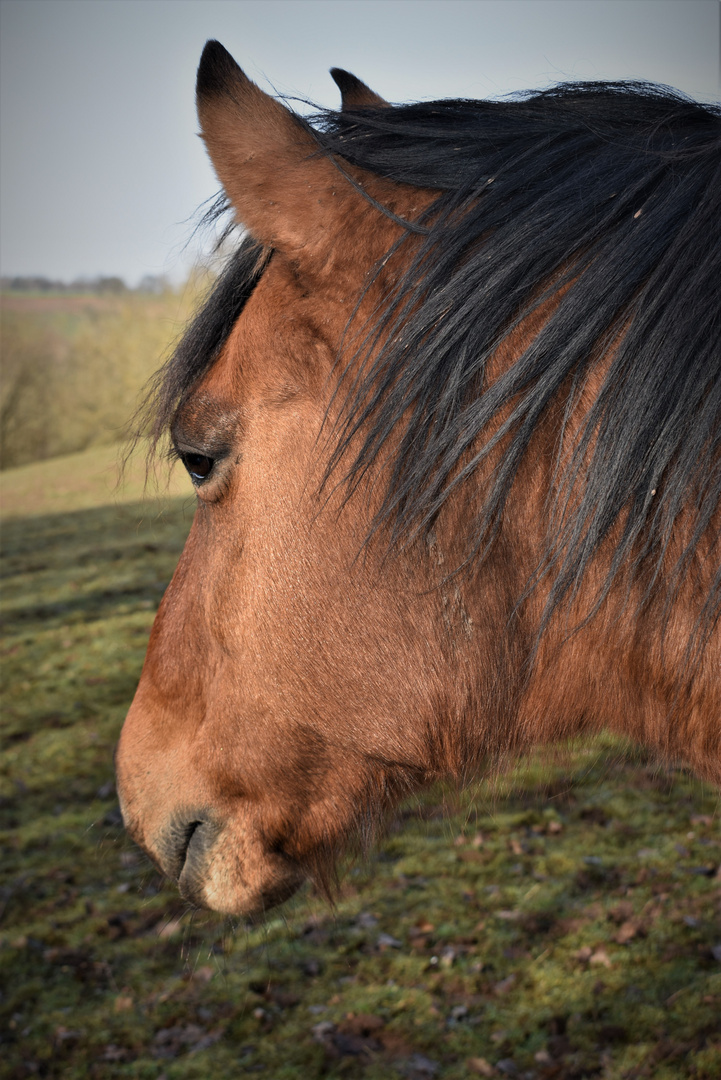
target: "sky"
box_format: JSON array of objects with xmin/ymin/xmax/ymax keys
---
[{"xmin": 1, "ymin": 0, "xmax": 719, "ymax": 286}]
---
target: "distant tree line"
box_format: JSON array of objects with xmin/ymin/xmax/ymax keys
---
[{"xmin": 0, "ymin": 274, "xmax": 171, "ymax": 295}]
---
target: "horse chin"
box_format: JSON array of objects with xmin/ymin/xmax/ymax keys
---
[{"xmin": 192, "ymin": 861, "xmax": 306, "ymax": 920}]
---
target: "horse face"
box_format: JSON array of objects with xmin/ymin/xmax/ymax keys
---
[{"xmin": 116, "ymin": 44, "xmax": 445, "ymax": 917}]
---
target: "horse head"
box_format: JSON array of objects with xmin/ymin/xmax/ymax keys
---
[
  {"xmin": 116, "ymin": 42, "xmax": 721, "ymax": 918},
  {"xmin": 116, "ymin": 42, "xmax": 484, "ymax": 917}
]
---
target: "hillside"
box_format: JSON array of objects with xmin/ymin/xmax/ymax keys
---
[{"xmin": 0, "ymin": 286, "xmax": 205, "ymax": 470}]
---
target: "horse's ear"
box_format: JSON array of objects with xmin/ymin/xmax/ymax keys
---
[
  {"xmin": 330, "ymin": 68, "xmax": 388, "ymax": 109},
  {"xmin": 196, "ymin": 40, "xmax": 340, "ymax": 257}
]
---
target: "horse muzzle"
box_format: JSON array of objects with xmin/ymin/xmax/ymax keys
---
[
  {"xmin": 116, "ymin": 696, "xmax": 308, "ymax": 918},
  {"xmin": 119, "ymin": 787, "xmax": 306, "ymax": 918}
]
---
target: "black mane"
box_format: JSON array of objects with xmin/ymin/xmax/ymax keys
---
[{"xmin": 154, "ymin": 80, "xmax": 721, "ymax": 636}]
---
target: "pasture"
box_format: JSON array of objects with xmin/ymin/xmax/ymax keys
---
[{"xmin": 1, "ymin": 447, "xmax": 720, "ymax": 1078}]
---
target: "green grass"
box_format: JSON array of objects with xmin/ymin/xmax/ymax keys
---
[
  {"xmin": 0, "ymin": 442, "xmax": 192, "ymax": 519},
  {"xmin": 1, "ymin": 448, "xmax": 720, "ymax": 1079}
]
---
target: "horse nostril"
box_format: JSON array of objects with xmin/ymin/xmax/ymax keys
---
[
  {"xmin": 178, "ymin": 820, "xmax": 201, "ymax": 874},
  {"xmin": 160, "ymin": 814, "xmax": 218, "ymax": 883}
]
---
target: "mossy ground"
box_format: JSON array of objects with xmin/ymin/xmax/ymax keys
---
[{"xmin": 1, "ymin": 448, "xmax": 720, "ymax": 1079}]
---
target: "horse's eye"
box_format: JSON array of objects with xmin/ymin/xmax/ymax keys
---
[{"xmin": 182, "ymin": 453, "xmax": 214, "ymax": 481}]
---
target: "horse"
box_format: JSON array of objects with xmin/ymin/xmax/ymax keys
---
[{"xmin": 116, "ymin": 40, "xmax": 721, "ymax": 919}]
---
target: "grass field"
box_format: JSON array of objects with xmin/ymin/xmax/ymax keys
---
[{"xmin": 1, "ymin": 447, "xmax": 720, "ymax": 1080}]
